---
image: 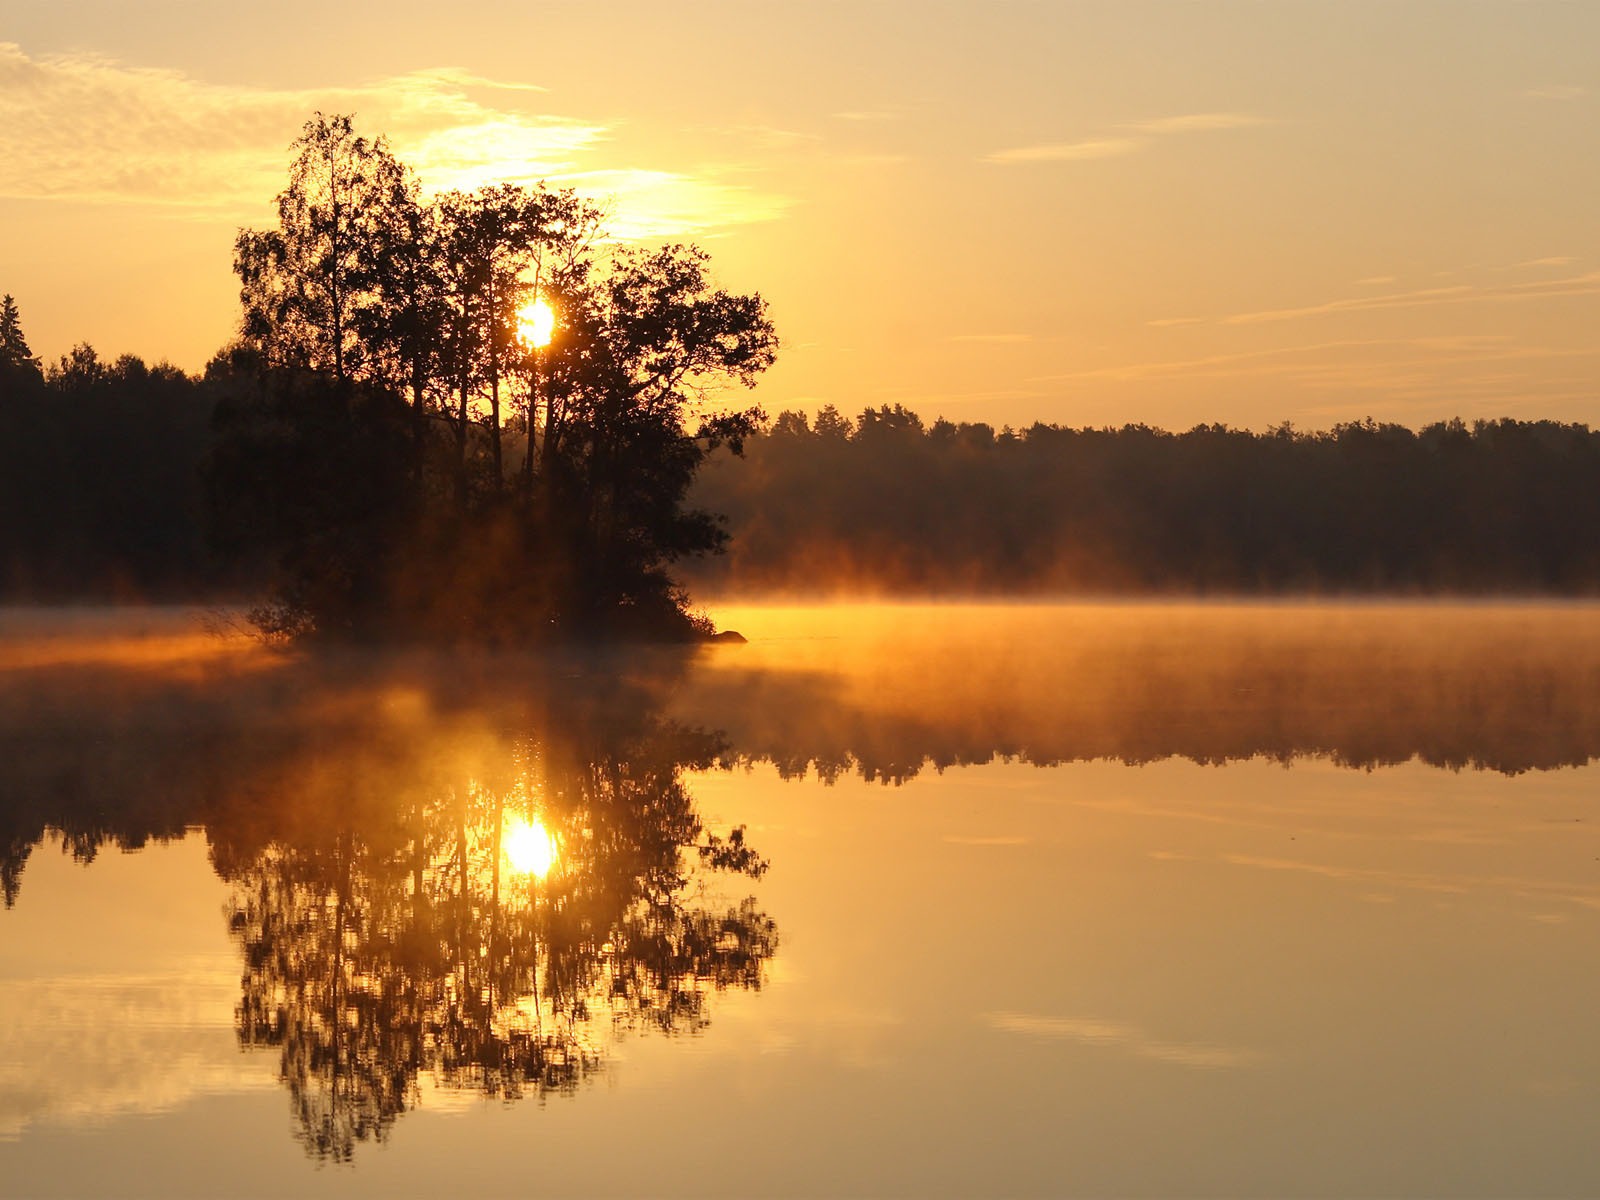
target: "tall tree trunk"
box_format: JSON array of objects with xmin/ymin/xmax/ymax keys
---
[
  {"xmin": 330, "ymin": 190, "xmax": 345, "ymax": 386},
  {"xmin": 490, "ymin": 379, "xmax": 502, "ymax": 495},
  {"xmin": 519, "ymin": 351, "xmax": 539, "ymax": 504},
  {"xmin": 455, "ymin": 374, "xmax": 470, "ymax": 512},
  {"xmin": 487, "ymin": 277, "xmax": 503, "ymax": 495}
]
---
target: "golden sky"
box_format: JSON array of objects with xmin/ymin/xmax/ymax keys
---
[{"xmin": 3, "ymin": 0, "xmax": 1597, "ymax": 430}]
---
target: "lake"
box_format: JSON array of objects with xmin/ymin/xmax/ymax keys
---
[{"xmin": 2, "ymin": 601, "xmax": 1599, "ymax": 1197}]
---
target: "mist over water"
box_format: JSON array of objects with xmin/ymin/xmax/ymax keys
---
[
  {"xmin": 8, "ymin": 600, "xmax": 1599, "ymax": 785},
  {"xmin": 5, "ymin": 599, "xmax": 1597, "ymax": 905},
  {"xmin": 687, "ymin": 600, "xmax": 1600, "ymax": 775}
]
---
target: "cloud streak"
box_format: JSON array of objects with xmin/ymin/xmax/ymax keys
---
[
  {"xmin": 986, "ymin": 111, "xmax": 1270, "ymax": 165},
  {"xmin": 1220, "ymin": 273, "xmax": 1600, "ymax": 325},
  {"xmin": 985, "ymin": 137, "xmax": 1143, "ymax": 164},
  {"xmin": 1525, "ymin": 85, "xmax": 1587, "ymax": 101},
  {"xmin": 0, "ymin": 42, "xmax": 785, "ymax": 237},
  {"xmin": 1127, "ymin": 112, "xmax": 1274, "ymax": 134},
  {"xmin": 1032, "ymin": 335, "xmax": 1600, "ymax": 406},
  {"xmin": 1134, "ymin": 267, "xmax": 1600, "ymax": 334},
  {"xmin": 0, "ymin": 966, "xmax": 274, "ymax": 1140},
  {"xmin": 986, "ymin": 1011, "xmax": 1259, "ymax": 1069},
  {"xmin": 1221, "ymin": 852, "xmax": 1600, "ymax": 912}
]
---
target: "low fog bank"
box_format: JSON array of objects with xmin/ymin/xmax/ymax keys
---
[
  {"xmin": 3, "ymin": 601, "xmax": 1597, "ymax": 899},
  {"xmin": 676, "ymin": 601, "xmax": 1600, "ymax": 780}
]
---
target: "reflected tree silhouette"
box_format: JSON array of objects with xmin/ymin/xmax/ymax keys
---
[
  {"xmin": 213, "ymin": 707, "xmax": 775, "ymax": 1160},
  {"xmin": 5, "ymin": 612, "xmax": 1600, "ymax": 1152},
  {"xmin": 8, "ymin": 607, "xmax": 1600, "ymax": 1155}
]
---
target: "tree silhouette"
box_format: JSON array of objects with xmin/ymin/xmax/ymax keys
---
[
  {"xmin": 0, "ymin": 293, "xmax": 40, "ymax": 385},
  {"xmin": 217, "ymin": 114, "xmax": 775, "ymax": 643},
  {"xmin": 234, "ymin": 114, "xmax": 410, "ymax": 386},
  {"xmin": 689, "ymin": 411, "xmax": 1600, "ymax": 595},
  {"xmin": 0, "ymin": 332, "xmax": 215, "ymax": 598},
  {"xmin": 427, "ymin": 183, "xmax": 602, "ymax": 506},
  {"xmin": 205, "ymin": 365, "xmax": 415, "ymax": 640}
]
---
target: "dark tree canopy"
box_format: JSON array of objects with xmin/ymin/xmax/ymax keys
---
[
  {"xmin": 0, "ymin": 326, "xmax": 216, "ymax": 599},
  {"xmin": 689, "ymin": 409, "xmax": 1600, "ymax": 595},
  {"xmin": 216, "ymin": 113, "xmax": 777, "ymax": 643}
]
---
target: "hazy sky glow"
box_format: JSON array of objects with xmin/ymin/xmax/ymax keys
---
[{"xmin": 3, "ymin": 0, "xmax": 1597, "ymax": 429}]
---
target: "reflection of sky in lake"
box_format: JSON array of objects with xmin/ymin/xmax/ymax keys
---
[{"xmin": 2, "ymin": 603, "xmax": 1599, "ymax": 1196}]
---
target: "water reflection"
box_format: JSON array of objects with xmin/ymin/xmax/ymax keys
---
[
  {"xmin": 0, "ymin": 652, "xmax": 776, "ymax": 1160},
  {"xmin": 3, "ymin": 604, "xmax": 1600, "ymax": 1193},
  {"xmin": 217, "ymin": 711, "xmax": 774, "ymax": 1159},
  {"xmin": 6, "ymin": 605, "xmax": 1600, "ymax": 910},
  {"xmin": 504, "ymin": 815, "xmax": 557, "ymax": 877},
  {"xmin": 681, "ymin": 603, "xmax": 1600, "ymax": 779}
]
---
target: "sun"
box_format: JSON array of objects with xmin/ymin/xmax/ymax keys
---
[
  {"xmin": 517, "ymin": 297, "xmax": 556, "ymax": 348},
  {"xmin": 504, "ymin": 816, "xmax": 557, "ymax": 878}
]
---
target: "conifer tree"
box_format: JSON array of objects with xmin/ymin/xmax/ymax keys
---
[{"xmin": 0, "ymin": 294, "xmax": 41, "ymax": 379}]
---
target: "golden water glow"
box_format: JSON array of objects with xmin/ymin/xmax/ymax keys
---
[
  {"xmin": 503, "ymin": 815, "xmax": 557, "ymax": 878},
  {"xmin": 517, "ymin": 298, "xmax": 556, "ymax": 348}
]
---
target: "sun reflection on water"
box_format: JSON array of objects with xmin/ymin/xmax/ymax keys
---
[{"xmin": 504, "ymin": 816, "xmax": 557, "ymax": 879}]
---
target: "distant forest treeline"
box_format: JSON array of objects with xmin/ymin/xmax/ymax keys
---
[
  {"xmin": 690, "ymin": 405, "xmax": 1600, "ymax": 593},
  {"xmin": 0, "ymin": 341, "xmax": 223, "ymax": 598},
  {"xmin": 4, "ymin": 337, "xmax": 1600, "ymax": 598}
]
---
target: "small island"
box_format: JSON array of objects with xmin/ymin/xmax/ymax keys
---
[{"xmin": 209, "ymin": 114, "xmax": 774, "ymax": 645}]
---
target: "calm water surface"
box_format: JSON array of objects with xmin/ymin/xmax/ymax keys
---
[{"xmin": 2, "ymin": 602, "xmax": 1598, "ymax": 1197}]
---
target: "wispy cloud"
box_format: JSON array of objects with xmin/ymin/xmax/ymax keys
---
[
  {"xmin": 985, "ymin": 137, "xmax": 1142, "ymax": 164},
  {"xmin": 1143, "ymin": 262, "xmax": 1597, "ymax": 330},
  {"xmin": 1221, "ymin": 273, "xmax": 1600, "ymax": 325},
  {"xmin": 1525, "ymin": 84, "xmax": 1587, "ymax": 101},
  {"xmin": 986, "ymin": 1011, "xmax": 1260, "ymax": 1069},
  {"xmin": 833, "ymin": 109, "xmax": 903, "ymax": 123},
  {"xmin": 1223, "ymin": 284, "xmax": 1475, "ymax": 325},
  {"xmin": 1030, "ymin": 335, "xmax": 1600, "ymax": 403},
  {"xmin": 0, "ymin": 42, "xmax": 786, "ymax": 237},
  {"xmin": 1221, "ymin": 853, "xmax": 1600, "ymax": 912},
  {"xmin": 403, "ymin": 67, "xmax": 549, "ymax": 94},
  {"xmin": 1035, "ymin": 337, "xmax": 1505, "ymax": 384},
  {"xmin": 0, "ymin": 967, "xmax": 274, "ymax": 1140},
  {"xmin": 559, "ymin": 168, "xmax": 791, "ymax": 238},
  {"xmin": 1126, "ymin": 112, "xmax": 1273, "ymax": 134},
  {"xmin": 986, "ymin": 111, "xmax": 1271, "ymax": 165}
]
